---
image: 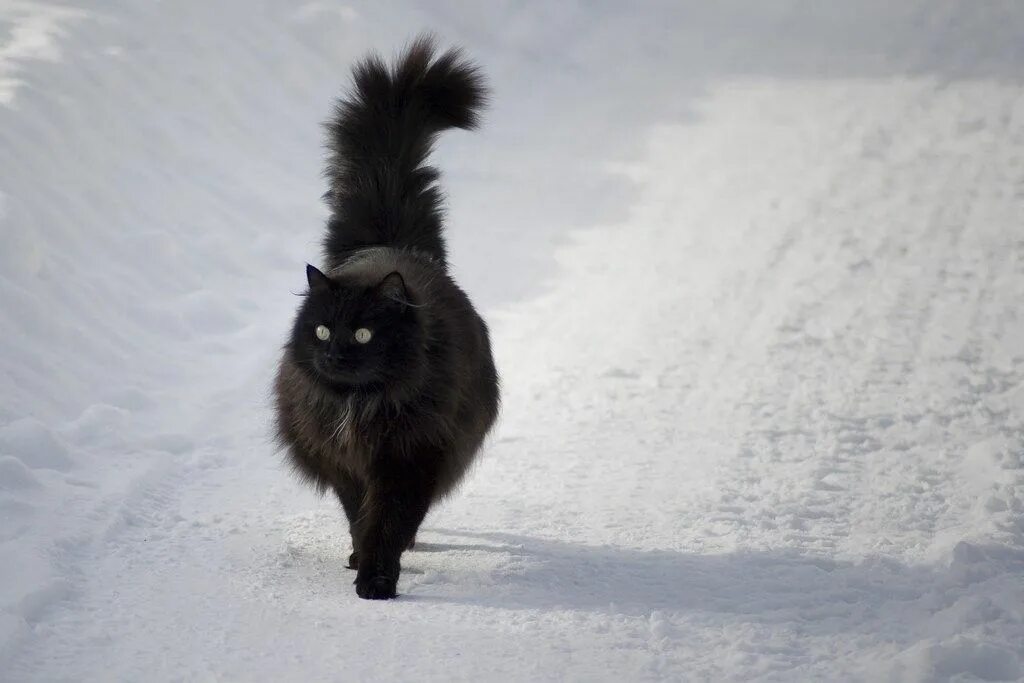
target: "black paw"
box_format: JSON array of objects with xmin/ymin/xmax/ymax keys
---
[
  {"xmin": 355, "ymin": 573, "xmax": 397, "ymax": 600},
  {"xmin": 346, "ymin": 551, "xmax": 359, "ymax": 570}
]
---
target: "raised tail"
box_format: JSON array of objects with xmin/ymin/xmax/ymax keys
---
[{"xmin": 322, "ymin": 36, "xmax": 487, "ymax": 268}]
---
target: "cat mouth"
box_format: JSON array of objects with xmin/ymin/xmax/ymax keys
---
[
  {"xmin": 314, "ymin": 358, "xmax": 373, "ymax": 384},
  {"xmin": 312, "ymin": 357, "xmax": 347, "ymax": 376}
]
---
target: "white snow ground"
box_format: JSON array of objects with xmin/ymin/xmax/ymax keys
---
[{"xmin": 2, "ymin": 1, "xmax": 1024, "ymax": 681}]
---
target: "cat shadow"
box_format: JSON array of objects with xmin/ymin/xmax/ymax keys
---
[
  {"xmin": 402, "ymin": 528, "xmax": 1002, "ymax": 638},
  {"xmin": 411, "ymin": 541, "xmax": 509, "ymax": 554}
]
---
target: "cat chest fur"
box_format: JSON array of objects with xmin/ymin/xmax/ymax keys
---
[{"xmin": 275, "ymin": 359, "xmax": 381, "ymax": 485}]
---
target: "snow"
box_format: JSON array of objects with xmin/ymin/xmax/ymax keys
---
[{"xmin": 2, "ymin": 1, "xmax": 1023, "ymax": 681}]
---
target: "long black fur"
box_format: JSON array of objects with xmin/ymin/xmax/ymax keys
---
[
  {"xmin": 273, "ymin": 37, "xmax": 499, "ymax": 600},
  {"xmin": 322, "ymin": 35, "xmax": 486, "ymax": 269}
]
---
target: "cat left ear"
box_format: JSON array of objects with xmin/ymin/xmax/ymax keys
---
[
  {"xmin": 306, "ymin": 264, "xmax": 331, "ymax": 292},
  {"xmin": 377, "ymin": 271, "xmax": 409, "ymax": 305}
]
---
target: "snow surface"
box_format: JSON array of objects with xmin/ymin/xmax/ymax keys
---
[{"xmin": 2, "ymin": 1, "xmax": 1024, "ymax": 681}]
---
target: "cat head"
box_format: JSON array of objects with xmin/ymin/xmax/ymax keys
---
[{"xmin": 288, "ymin": 264, "xmax": 423, "ymax": 389}]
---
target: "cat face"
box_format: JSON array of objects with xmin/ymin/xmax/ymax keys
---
[{"xmin": 289, "ymin": 265, "xmax": 421, "ymax": 387}]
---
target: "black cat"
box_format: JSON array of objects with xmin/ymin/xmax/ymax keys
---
[{"xmin": 274, "ymin": 37, "xmax": 499, "ymax": 600}]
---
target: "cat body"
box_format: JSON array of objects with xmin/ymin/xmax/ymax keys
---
[{"xmin": 273, "ymin": 39, "xmax": 498, "ymax": 600}]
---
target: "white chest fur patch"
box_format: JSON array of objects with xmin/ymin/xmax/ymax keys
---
[{"xmin": 328, "ymin": 398, "xmax": 355, "ymax": 445}]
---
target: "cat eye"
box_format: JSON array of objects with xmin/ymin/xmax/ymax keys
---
[
  {"xmin": 354, "ymin": 328, "xmax": 373, "ymax": 344},
  {"xmin": 315, "ymin": 325, "xmax": 331, "ymax": 341}
]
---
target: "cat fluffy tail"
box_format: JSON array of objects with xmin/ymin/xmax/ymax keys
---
[{"xmin": 322, "ymin": 35, "xmax": 487, "ymax": 268}]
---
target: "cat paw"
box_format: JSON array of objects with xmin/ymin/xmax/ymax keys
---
[
  {"xmin": 355, "ymin": 574, "xmax": 397, "ymax": 600},
  {"xmin": 346, "ymin": 551, "xmax": 359, "ymax": 570}
]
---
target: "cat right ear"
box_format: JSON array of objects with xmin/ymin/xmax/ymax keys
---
[{"xmin": 306, "ymin": 264, "xmax": 331, "ymax": 292}]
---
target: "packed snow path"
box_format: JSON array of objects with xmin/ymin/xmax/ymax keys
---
[{"xmin": 2, "ymin": 2, "xmax": 1024, "ymax": 681}]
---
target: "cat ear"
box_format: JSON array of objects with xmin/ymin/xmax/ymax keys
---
[
  {"xmin": 306, "ymin": 264, "xmax": 331, "ymax": 292},
  {"xmin": 376, "ymin": 271, "xmax": 408, "ymax": 305}
]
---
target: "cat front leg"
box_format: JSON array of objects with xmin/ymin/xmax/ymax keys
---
[
  {"xmin": 353, "ymin": 473, "xmax": 434, "ymax": 600},
  {"xmin": 333, "ymin": 472, "xmax": 366, "ymax": 570}
]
